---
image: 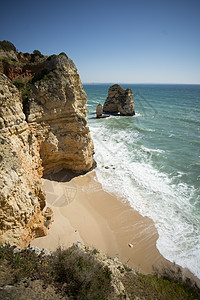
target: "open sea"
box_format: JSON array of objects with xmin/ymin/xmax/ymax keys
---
[{"xmin": 84, "ymin": 83, "xmax": 200, "ymax": 279}]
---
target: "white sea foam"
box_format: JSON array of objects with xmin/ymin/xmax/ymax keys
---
[
  {"xmin": 141, "ymin": 145, "xmax": 165, "ymax": 154},
  {"xmin": 90, "ymin": 124, "xmax": 200, "ymax": 279},
  {"xmin": 135, "ymin": 112, "xmax": 142, "ymax": 117}
]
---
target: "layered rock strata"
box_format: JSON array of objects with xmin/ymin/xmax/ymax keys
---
[
  {"xmin": 26, "ymin": 53, "xmax": 95, "ymax": 174},
  {"xmin": 0, "ymin": 46, "xmax": 95, "ymax": 247},
  {"xmin": 103, "ymin": 84, "xmax": 135, "ymax": 116},
  {"xmin": 0, "ymin": 74, "xmax": 52, "ymax": 248}
]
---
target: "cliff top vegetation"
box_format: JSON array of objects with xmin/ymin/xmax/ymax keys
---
[{"xmin": 0, "ymin": 244, "xmax": 199, "ymax": 300}]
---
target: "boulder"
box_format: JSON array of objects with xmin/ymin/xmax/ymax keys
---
[{"xmin": 103, "ymin": 84, "xmax": 135, "ymax": 116}]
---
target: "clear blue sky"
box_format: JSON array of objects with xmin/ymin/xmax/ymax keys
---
[{"xmin": 1, "ymin": 0, "xmax": 200, "ymax": 84}]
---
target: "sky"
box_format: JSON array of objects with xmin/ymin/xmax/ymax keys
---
[{"xmin": 0, "ymin": 0, "xmax": 200, "ymax": 84}]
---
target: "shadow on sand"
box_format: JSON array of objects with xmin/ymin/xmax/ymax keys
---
[{"xmin": 43, "ymin": 169, "xmax": 81, "ymax": 183}]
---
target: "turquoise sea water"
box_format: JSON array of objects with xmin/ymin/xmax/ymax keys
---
[{"xmin": 84, "ymin": 84, "xmax": 200, "ymax": 278}]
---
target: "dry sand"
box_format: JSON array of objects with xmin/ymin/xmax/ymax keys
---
[{"xmin": 31, "ymin": 169, "xmax": 169, "ymax": 274}]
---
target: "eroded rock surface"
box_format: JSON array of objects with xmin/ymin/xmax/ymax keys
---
[
  {"xmin": 0, "ymin": 74, "xmax": 50, "ymax": 248},
  {"xmin": 0, "ymin": 49, "xmax": 46, "ymax": 81},
  {"xmin": 27, "ymin": 53, "xmax": 95, "ymax": 174},
  {"xmin": 0, "ymin": 46, "xmax": 95, "ymax": 247},
  {"xmin": 103, "ymin": 84, "xmax": 135, "ymax": 116},
  {"xmin": 96, "ymin": 103, "xmax": 103, "ymax": 117}
]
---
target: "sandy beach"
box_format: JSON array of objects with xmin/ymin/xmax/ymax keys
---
[
  {"xmin": 31, "ymin": 169, "xmax": 171, "ymax": 275},
  {"xmin": 31, "ymin": 169, "xmax": 200, "ymax": 287}
]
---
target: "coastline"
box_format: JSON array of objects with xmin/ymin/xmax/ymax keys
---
[{"xmin": 31, "ymin": 170, "xmax": 200, "ymax": 284}]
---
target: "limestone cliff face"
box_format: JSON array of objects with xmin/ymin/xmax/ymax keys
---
[
  {"xmin": 103, "ymin": 84, "xmax": 135, "ymax": 116},
  {"xmin": 0, "ymin": 47, "xmax": 94, "ymax": 247},
  {"xmin": 0, "ymin": 74, "xmax": 50, "ymax": 248},
  {"xmin": 26, "ymin": 53, "xmax": 95, "ymax": 174}
]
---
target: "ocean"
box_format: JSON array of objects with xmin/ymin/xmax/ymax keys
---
[{"xmin": 84, "ymin": 83, "xmax": 200, "ymax": 279}]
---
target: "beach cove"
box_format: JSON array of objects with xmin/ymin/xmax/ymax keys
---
[
  {"xmin": 31, "ymin": 170, "xmax": 168, "ymax": 275},
  {"xmin": 29, "ymin": 168, "xmax": 199, "ymax": 289},
  {"xmin": 31, "ymin": 83, "xmax": 200, "ymax": 287}
]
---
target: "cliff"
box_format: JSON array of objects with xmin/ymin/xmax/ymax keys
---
[
  {"xmin": 0, "ymin": 73, "xmax": 48, "ymax": 248},
  {"xmin": 26, "ymin": 53, "xmax": 95, "ymax": 174},
  {"xmin": 0, "ymin": 43, "xmax": 95, "ymax": 247}
]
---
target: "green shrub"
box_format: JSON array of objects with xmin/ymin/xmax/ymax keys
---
[
  {"xmin": 22, "ymin": 81, "xmax": 32, "ymax": 100},
  {"xmin": 13, "ymin": 79, "xmax": 25, "ymax": 90},
  {"xmin": 0, "ymin": 40, "xmax": 16, "ymax": 52},
  {"xmin": 0, "ymin": 245, "xmax": 48, "ymax": 281},
  {"xmin": 30, "ymin": 69, "xmax": 49, "ymax": 84},
  {"xmin": 1, "ymin": 244, "xmax": 198, "ymax": 300},
  {"xmin": 46, "ymin": 54, "xmax": 56, "ymax": 61},
  {"xmin": 123, "ymin": 267, "xmax": 200, "ymax": 300},
  {"xmin": 50, "ymin": 247, "xmax": 112, "ymax": 299},
  {"xmin": 33, "ymin": 50, "xmax": 43, "ymax": 57},
  {"xmin": 2, "ymin": 57, "xmax": 12, "ymax": 64},
  {"xmin": 0, "ymin": 245, "xmax": 112, "ymax": 299}
]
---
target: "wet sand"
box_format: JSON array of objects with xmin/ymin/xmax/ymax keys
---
[{"xmin": 31, "ymin": 169, "xmax": 200, "ymax": 285}]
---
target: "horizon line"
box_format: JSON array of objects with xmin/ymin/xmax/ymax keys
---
[{"xmin": 82, "ymin": 82, "xmax": 200, "ymax": 85}]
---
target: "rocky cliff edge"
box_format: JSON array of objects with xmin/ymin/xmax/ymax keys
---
[{"xmin": 0, "ymin": 44, "xmax": 95, "ymax": 247}]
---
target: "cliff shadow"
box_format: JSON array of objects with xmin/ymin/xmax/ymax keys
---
[
  {"xmin": 42, "ymin": 169, "xmax": 80, "ymax": 207},
  {"xmin": 43, "ymin": 169, "xmax": 80, "ymax": 183}
]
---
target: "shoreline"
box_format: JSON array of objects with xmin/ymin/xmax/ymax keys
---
[{"xmin": 31, "ymin": 170, "xmax": 200, "ymax": 285}]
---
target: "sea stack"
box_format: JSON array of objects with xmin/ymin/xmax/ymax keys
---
[
  {"xmin": 96, "ymin": 103, "xmax": 103, "ymax": 117},
  {"xmin": 96, "ymin": 103, "xmax": 110, "ymax": 118},
  {"xmin": 103, "ymin": 84, "xmax": 135, "ymax": 116}
]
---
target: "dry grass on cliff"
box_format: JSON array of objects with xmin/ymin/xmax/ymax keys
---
[
  {"xmin": 122, "ymin": 271, "xmax": 200, "ymax": 300},
  {"xmin": 0, "ymin": 245, "xmax": 112, "ymax": 299},
  {"xmin": 0, "ymin": 244, "xmax": 199, "ymax": 300}
]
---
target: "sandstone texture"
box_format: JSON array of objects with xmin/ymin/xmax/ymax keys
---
[
  {"xmin": 26, "ymin": 53, "xmax": 95, "ymax": 174},
  {"xmin": 103, "ymin": 84, "xmax": 135, "ymax": 116},
  {"xmin": 96, "ymin": 103, "xmax": 103, "ymax": 117},
  {"xmin": 0, "ymin": 43, "xmax": 94, "ymax": 247},
  {"xmin": 0, "ymin": 74, "xmax": 51, "ymax": 248}
]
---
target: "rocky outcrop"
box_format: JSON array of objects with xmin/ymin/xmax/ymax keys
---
[
  {"xmin": 26, "ymin": 53, "xmax": 95, "ymax": 174},
  {"xmin": 0, "ymin": 50, "xmax": 46, "ymax": 81},
  {"xmin": 96, "ymin": 103, "xmax": 103, "ymax": 117},
  {"xmin": 103, "ymin": 84, "xmax": 135, "ymax": 116},
  {"xmin": 0, "ymin": 45, "xmax": 95, "ymax": 247},
  {"xmin": 96, "ymin": 103, "xmax": 110, "ymax": 118},
  {"xmin": 0, "ymin": 74, "xmax": 52, "ymax": 248}
]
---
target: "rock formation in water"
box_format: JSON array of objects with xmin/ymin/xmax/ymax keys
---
[
  {"xmin": 0, "ymin": 41, "xmax": 95, "ymax": 247},
  {"xmin": 96, "ymin": 103, "xmax": 109, "ymax": 118},
  {"xmin": 103, "ymin": 84, "xmax": 135, "ymax": 116},
  {"xmin": 96, "ymin": 103, "xmax": 103, "ymax": 117}
]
